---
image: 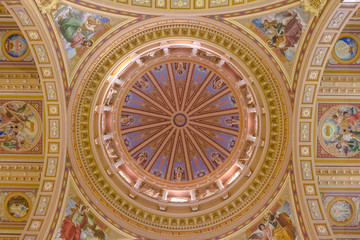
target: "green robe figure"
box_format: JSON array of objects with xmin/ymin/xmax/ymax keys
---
[{"xmin": 57, "ymin": 10, "xmax": 93, "ymax": 49}]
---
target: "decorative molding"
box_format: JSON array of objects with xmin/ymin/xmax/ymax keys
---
[{"xmin": 300, "ymin": 0, "xmax": 327, "ymax": 16}]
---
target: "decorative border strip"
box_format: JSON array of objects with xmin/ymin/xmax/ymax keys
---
[
  {"xmin": 1, "ymin": 1, "xmax": 67, "ymax": 239},
  {"xmin": 293, "ymin": 2, "xmax": 359, "ymax": 239}
]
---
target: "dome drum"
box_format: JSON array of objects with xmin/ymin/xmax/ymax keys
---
[{"xmin": 93, "ymin": 44, "xmax": 263, "ymax": 208}]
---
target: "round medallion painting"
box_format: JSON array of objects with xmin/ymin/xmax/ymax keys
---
[
  {"xmin": 318, "ymin": 105, "xmax": 360, "ymax": 157},
  {"xmin": 1, "ymin": 31, "xmax": 30, "ymax": 61},
  {"xmin": 328, "ymin": 197, "xmax": 355, "ymax": 226},
  {"xmin": 332, "ymin": 33, "xmax": 360, "ymax": 64},
  {"xmin": 4, "ymin": 192, "xmax": 32, "ymax": 221},
  {"xmin": 0, "ymin": 101, "xmax": 42, "ymax": 152}
]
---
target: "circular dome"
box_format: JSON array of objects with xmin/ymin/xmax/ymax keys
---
[
  {"xmin": 118, "ymin": 61, "xmax": 242, "ymax": 183},
  {"xmin": 99, "ymin": 51, "xmax": 257, "ymax": 203},
  {"xmin": 70, "ymin": 20, "xmax": 290, "ymax": 239}
]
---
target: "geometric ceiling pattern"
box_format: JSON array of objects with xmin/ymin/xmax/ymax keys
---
[
  {"xmin": 119, "ymin": 61, "xmax": 241, "ymax": 182},
  {"xmin": 0, "ymin": 0, "xmax": 360, "ymax": 240}
]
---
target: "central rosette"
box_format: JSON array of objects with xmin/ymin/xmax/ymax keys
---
[
  {"xmin": 173, "ymin": 113, "xmax": 187, "ymax": 127},
  {"xmin": 119, "ymin": 61, "xmax": 241, "ymax": 182}
]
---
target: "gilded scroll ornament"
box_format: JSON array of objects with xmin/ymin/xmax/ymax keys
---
[{"xmin": 300, "ymin": 0, "xmax": 327, "ymax": 16}]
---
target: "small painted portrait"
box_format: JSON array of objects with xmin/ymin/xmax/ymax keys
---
[
  {"xmin": 210, "ymin": 152, "xmax": 224, "ymax": 167},
  {"xmin": 327, "ymin": 197, "xmax": 356, "ymax": 226},
  {"xmin": 1, "ymin": 30, "xmax": 30, "ymax": 61},
  {"xmin": 4, "ymin": 192, "xmax": 32, "ymax": 221},
  {"xmin": 136, "ymin": 151, "xmax": 149, "ymax": 166},
  {"xmin": 0, "ymin": 101, "xmax": 42, "ymax": 153},
  {"xmin": 174, "ymin": 165, "xmax": 185, "ymax": 181},
  {"xmin": 330, "ymin": 200, "xmax": 353, "ymax": 223},
  {"xmin": 332, "ymin": 33, "xmax": 360, "ymax": 64},
  {"xmin": 174, "ymin": 62, "xmax": 186, "ymax": 76}
]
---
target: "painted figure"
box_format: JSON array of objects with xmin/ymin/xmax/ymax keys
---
[
  {"xmin": 80, "ymin": 224, "xmax": 105, "ymax": 240},
  {"xmin": 320, "ymin": 105, "xmax": 360, "ymax": 157},
  {"xmin": 211, "ymin": 77, "xmax": 225, "ymax": 90},
  {"xmin": 136, "ymin": 77, "xmax": 150, "ymax": 90},
  {"xmin": 136, "ymin": 151, "xmax": 149, "ymax": 166},
  {"xmin": 258, "ymin": 223, "xmax": 273, "ymax": 240},
  {"xmin": 120, "ymin": 115, "xmax": 135, "ymax": 126},
  {"xmin": 261, "ymin": 11, "xmax": 302, "ymax": 49},
  {"xmin": 174, "ymin": 165, "xmax": 184, "ymax": 181},
  {"xmin": 265, "ymin": 211, "xmax": 296, "ymax": 240},
  {"xmin": 175, "ymin": 62, "xmax": 186, "ymax": 76},
  {"xmin": 224, "ymin": 116, "xmax": 240, "ymax": 128},
  {"xmin": 57, "ymin": 11, "xmax": 93, "ymax": 49},
  {"xmin": 210, "ymin": 152, "xmax": 223, "ymax": 167},
  {"xmin": 0, "ymin": 101, "xmax": 40, "ymax": 152},
  {"xmin": 60, "ymin": 204, "xmax": 89, "ymax": 240},
  {"xmin": 53, "ymin": 5, "xmax": 110, "ymax": 60}
]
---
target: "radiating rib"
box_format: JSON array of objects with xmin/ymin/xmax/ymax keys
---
[
  {"xmin": 165, "ymin": 129, "xmax": 180, "ymax": 180},
  {"xmin": 121, "ymin": 121, "xmax": 170, "ymax": 135},
  {"xmin": 180, "ymin": 130, "xmax": 194, "ymax": 181},
  {"xmin": 189, "ymin": 108, "xmax": 239, "ymax": 120},
  {"xmin": 146, "ymin": 72, "xmax": 176, "ymax": 113},
  {"xmin": 131, "ymin": 88, "xmax": 172, "ymax": 116},
  {"xmin": 187, "ymin": 125, "xmax": 230, "ymax": 157},
  {"xmin": 189, "ymin": 121, "xmax": 239, "ymax": 136},
  {"xmin": 129, "ymin": 125, "xmax": 173, "ymax": 155},
  {"xmin": 188, "ymin": 88, "xmax": 231, "ymax": 116},
  {"xmin": 184, "ymin": 72, "xmax": 215, "ymax": 113},
  {"xmin": 167, "ymin": 63, "xmax": 180, "ymax": 111},
  {"xmin": 145, "ymin": 128, "xmax": 176, "ymax": 171},
  {"xmin": 122, "ymin": 107, "xmax": 172, "ymax": 120},
  {"xmin": 184, "ymin": 127, "xmax": 215, "ymax": 172},
  {"xmin": 180, "ymin": 63, "xmax": 195, "ymax": 111}
]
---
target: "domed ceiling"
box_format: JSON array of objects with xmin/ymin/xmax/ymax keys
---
[
  {"xmin": 3, "ymin": 1, "xmax": 358, "ymax": 240},
  {"xmin": 118, "ymin": 61, "xmax": 242, "ymax": 182},
  {"xmin": 68, "ymin": 18, "xmax": 290, "ymax": 237}
]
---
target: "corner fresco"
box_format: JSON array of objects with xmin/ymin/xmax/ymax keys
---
[
  {"xmin": 54, "ymin": 181, "xmax": 130, "ymax": 240},
  {"xmin": 247, "ymin": 201, "xmax": 299, "ymax": 240},
  {"xmin": 53, "ymin": 5, "xmax": 111, "ymax": 61},
  {"xmin": 252, "ymin": 6, "xmax": 309, "ymax": 61},
  {"xmin": 238, "ymin": 6, "xmax": 308, "ymax": 68},
  {"xmin": 54, "ymin": 188, "xmax": 125, "ymax": 240},
  {"xmin": 0, "ymin": 100, "xmax": 42, "ymax": 154},
  {"xmin": 54, "ymin": 199, "xmax": 107, "ymax": 240},
  {"xmin": 317, "ymin": 103, "xmax": 360, "ymax": 158}
]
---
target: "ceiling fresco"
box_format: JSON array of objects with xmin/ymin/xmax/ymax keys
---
[{"xmin": 0, "ymin": 0, "xmax": 360, "ymax": 240}]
